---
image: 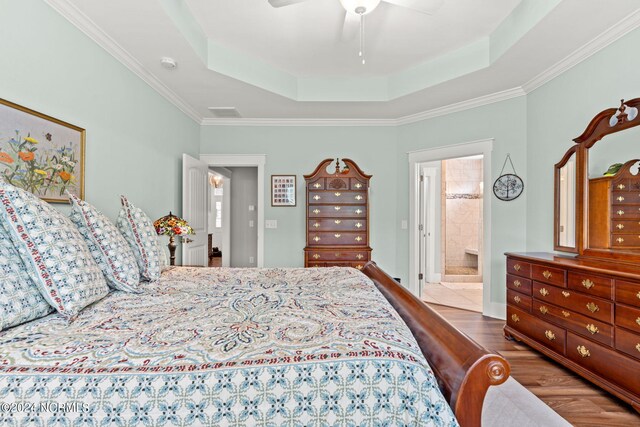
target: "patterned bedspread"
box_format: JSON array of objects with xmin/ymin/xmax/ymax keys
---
[{"xmin": 0, "ymin": 267, "xmax": 458, "ymax": 426}]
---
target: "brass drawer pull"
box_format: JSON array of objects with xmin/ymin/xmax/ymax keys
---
[
  {"xmin": 335, "ymin": 253, "xmax": 341, "ymax": 257},
  {"xmin": 617, "ymin": 237, "xmax": 625, "ymax": 244},
  {"xmin": 636, "ymin": 317, "xmax": 640, "ymax": 326},
  {"xmin": 511, "ymin": 314, "xmax": 520, "ymax": 323},
  {"xmin": 334, "ymin": 192, "xmax": 341, "ymax": 196},
  {"xmin": 617, "ymin": 210, "xmax": 625, "ymax": 216},
  {"xmin": 313, "ymin": 236, "xmax": 321, "ymax": 242},
  {"xmin": 313, "ymin": 195, "xmax": 321, "ymax": 200},
  {"xmin": 355, "ymin": 236, "xmax": 363, "ymax": 242},
  {"xmin": 355, "ymin": 195, "xmax": 363, "ymax": 201},
  {"xmin": 513, "ymin": 264, "xmax": 521, "ymax": 272},
  {"xmin": 313, "ymin": 223, "xmax": 320, "ymax": 228},
  {"xmin": 355, "ymin": 264, "xmax": 363, "ymax": 270},
  {"xmin": 545, "ymin": 330, "xmax": 556, "ymax": 341},
  {"xmin": 312, "ymin": 254, "xmax": 321, "ymax": 259},
  {"xmin": 355, "ymin": 183, "xmax": 363, "ymax": 189},
  {"xmin": 334, "ymin": 234, "xmax": 341, "ymax": 238},
  {"xmin": 636, "ymin": 343, "xmax": 640, "ymax": 353},
  {"xmin": 637, "ymin": 291, "xmax": 640, "ymax": 300},
  {"xmin": 539, "ymin": 288, "xmax": 549, "ymax": 297},
  {"xmin": 562, "ymin": 310, "xmax": 571, "ymax": 318},
  {"xmin": 334, "ymin": 220, "xmax": 342, "ymax": 224},
  {"xmin": 313, "ymin": 209, "xmax": 320, "ymax": 214},
  {"xmin": 618, "ymin": 183, "xmax": 626, "ymax": 189},
  {"xmin": 586, "ymin": 324, "xmax": 599, "ymax": 335},
  {"xmin": 586, "ymin": 302, "xmax": 600, "ymax": 313},
  {"xmin": 356, "ymin": 254, "xmax": 364, "ymax": 260},
  {"xmin": 313, "ymin": 182, "xmax": 321, "ymax": 188},
  {"xmin": 355, "ymin": 209, "xmax": 363, "ymax": 214},
  {"xmin": 355, "ymin": 222, "xmax": 363, "ymax": 228},
  {"xmin": 514, "ymin": 295, "xmax": 521, "ymax": 303},
  {"xmin": 577, "ymin": 345, "xmax": 591, "ymax": 358},
  {"xmin": 539, "ymin": 306, "xmax": 549, "ymax": 315},
  {"xmin": 562, "ymin": 291, "xmax": 570, "ymax": 298},
  {"xmin": 617, "ymin": 224, "xmax": 625, "ymax": 230},
  {"xmin": 513, "ymin": 280, "xmax": 522, "ymax": 288},
  {"xmin": 582, "ymin": 279, "xmax": 595, "ymax": 289},
  {"xmin": 542, "ymin": 270, "xmax": 552, "ymax": 279},
  {"xmin": 618, "ymin": 196, "xmax": 625, "ymax": 202},
  {"xmin": 334, "ymin": 206, "xmax": 341, "ymax": 211}
]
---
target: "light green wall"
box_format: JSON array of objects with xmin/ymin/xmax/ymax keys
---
[
  {"xmin": 0, "ymin": 0, "xmax": 200, "ymax": 227},
  {"xmin": 199, "ymin": 126, "xmax": 399, "ymax": 274},
  {"xmin": 526, "ymin": 26, "xmax": 640, "ymax": 252}
]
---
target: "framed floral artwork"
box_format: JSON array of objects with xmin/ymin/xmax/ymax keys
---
[
  {"xmin": 0, "ymin": 99, "xmax": 85, "ymax": 203},
  {"xmin": 271, "ymin": 175, "xmax": 296, "ymax": 206}
]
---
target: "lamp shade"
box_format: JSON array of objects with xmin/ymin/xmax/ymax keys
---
[{"xmin": 153, "ymin": 212, "xmax": 194, "ymax": 237}]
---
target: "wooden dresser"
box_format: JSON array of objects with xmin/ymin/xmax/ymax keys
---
[
  {"xmin": 504, "ymin": 252, "xmax": 640, "ymax": 410},
  {"xmin": 304, "ymin": 158, "xmax": 372, "ymax": 269}
]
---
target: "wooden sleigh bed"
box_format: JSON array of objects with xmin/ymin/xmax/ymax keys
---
[{"xmin": 362, "ymin": 261, "xmax": 510, "ymax": 427}]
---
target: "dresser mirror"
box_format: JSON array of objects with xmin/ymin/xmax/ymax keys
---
[{"xmin": 554, "ymin": 98, "xmax": 640, "ymax": 262}]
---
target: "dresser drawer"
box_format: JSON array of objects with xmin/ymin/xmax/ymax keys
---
[
  {"xmin": 567, "ymin": 332, "xmax": 640, "ymax": 396},
  {"xmin": 533, "ymin": 282, "xmax": 613, "ymax": 323},
  {"xmin": 308, "ymin": 190, "xmax": 367, "ymax": 205},
  {"xmin": 533, "ymin": 301, "xmax": 613, "ymax": 347},
  {"xmin": 308, "ymin": 219, "xmax": 367, "ymax": 232},
  {"xmin": 308, "ymin": 179, "xmax": 325, "ymax": 190},
  {"xmin": 611, "ymin": 234, "xmax": 640, "ymax": 247},
  {"xmin": 568, "ymin": 272, "xmax": 613, "ymax": 300},
  {"xmin": 350, "ymin": 179, "xmax": 366, "ymax": 190},
  {"xmin": 611, "ymin": 205, "xmax": 640, "ymax": 219},
  {"xmin": 615, "ymin": 304, "xmax": 640, "ymax": 334},
  {"xmin": 307, "ymin": 250, "xmax": 369, "ymax": 262},
  {"xmin": 307, "ymin": 262, "xmax": 325, "ymax": 267},
  {"xmin": 611, "ymin": 192, "xmax": 640, "ymax": 204},
  {"xmin": 531, "ymin": 264, "xmax": 566, "ymax": 287},
  {"xmin": 611, "ymin": 220, "xmax": 640, "ymax": 234},
  {"xmin": 615, "ymin": 280, "xmax": 640, "ymax": 308},
  {"xmin": 615, "ymin": 327, "xmax": 640, "ymax": 361},
  {"xmin": 308, "ymin": 205, "xmax": 367, "ymax": 218},
  {"xmin": 507, "ymin": 258, "xmax": 531, "ymax": 277},
  {"xmin": 612, "ymin": 179, "xmax": 629, "ymax": 191},
  {"xmin": 507, "ymin": 274, "xmax": 532, "ymax": 295},
  {"xmin": 507, "ymin": 289, "xmax": 532, "ymax": 312},
  {"xmin": 508, "ymin": 306, "xmax": 566, "ymax": 355},
  {"xmin": 309, "ymin": 232, "xmax": 367, "ymax": 246}
]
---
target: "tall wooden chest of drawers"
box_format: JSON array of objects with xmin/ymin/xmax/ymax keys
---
[
  {"xmin": 505, "ymin": 252, "xmax": 640, "ymax": 411},
  {"xmin": 304, "ymin": 158, "xmax": 372, "ymax": 269}
]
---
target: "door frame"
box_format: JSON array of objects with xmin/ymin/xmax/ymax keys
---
[
  {"xmin": 200, "ymin": 154, "xmax": 266, "ymax": 267},
  {"xmin": 408, "ymin": 139, "xmax": 494, "ymax": 317}
]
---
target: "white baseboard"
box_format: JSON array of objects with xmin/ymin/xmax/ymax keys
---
[{"xmin": 483, "ymin": 302, "xmax": 506, "ymax": 320}]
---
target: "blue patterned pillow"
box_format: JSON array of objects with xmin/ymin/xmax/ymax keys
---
[
  {"xmin": 116, "ymin": 196, "xmax": 161, "ymax": 282},
  {"xmin": 0, "ymin": 182, "xmax": 109, "ymax": 321},
  {"xmin": 68, "ymin": 194, "xmax": 142, "ymax": 293},
  {"xmin": 0, "ymin": 226, "xmax": 53, "ymax": 330}
]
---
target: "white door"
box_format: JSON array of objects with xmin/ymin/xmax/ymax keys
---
[{"xmin": 182, "ymin": 154, "xmax": 209, "ymax": 266}]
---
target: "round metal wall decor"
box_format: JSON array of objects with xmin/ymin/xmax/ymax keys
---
[{"xmin": 493, "ymin": 153, "xmax": 524, "ymax": 201}]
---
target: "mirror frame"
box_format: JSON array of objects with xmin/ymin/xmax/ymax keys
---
[
  {"xmin": 553, "ymin": 145, "xmax": 581, "ymax": 253},
  {"xmin": 554, "ymin": 97, "xmax": 640, "ymax": 263}
]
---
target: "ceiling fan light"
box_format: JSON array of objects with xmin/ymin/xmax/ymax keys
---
[{"xmin": 339, "ymin": 0, "xmax": 382, "ymax": 15}]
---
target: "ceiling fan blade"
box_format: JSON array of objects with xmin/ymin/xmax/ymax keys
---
[
  {"xmin": 382, "ymin": 0, "xmax": 445, "ymax": 15},
  {"xmin": 268, "ymin": 0, "xmax": 311, "ymax": 7},
  {"xmin": 341, "ymin": 11, "xmax": 360, "ymax": 41}
]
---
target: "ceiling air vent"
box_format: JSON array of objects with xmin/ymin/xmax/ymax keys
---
[{"xmin": 208, "ymin": 107, "xmax": 241, "ymax": 118}]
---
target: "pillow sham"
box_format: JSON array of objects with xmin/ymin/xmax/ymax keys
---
[
  {"xmin": 68, "ymin": 193, "xmax": 142, "ymax": 293},
  {"xmin": 0, "ymin": 182, "xmax": 109, "ymax": 321},
  {"xmin": 116, "ymin": 196, "xmax": 161, "ymax": 282},
  {"xmin": 0, "ymin": 226, "xmax": 53, "ymax": 330}
]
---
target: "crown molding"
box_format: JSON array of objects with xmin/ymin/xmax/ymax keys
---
[
  {"xmin": 200, "ymin": 118, "xmax": 398, "ymax": 127},
  {"xmin": 44, "ymin": 0, "xmax": 201, "ymax": 124},
  {"xmin": 522, "ymin": 8, "xmax": 640, "ymax": 93}
]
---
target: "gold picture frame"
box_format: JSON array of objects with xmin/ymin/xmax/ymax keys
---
[{"xmin": 0, "ymin": 98, "xmax": 85, "ymax": 203}]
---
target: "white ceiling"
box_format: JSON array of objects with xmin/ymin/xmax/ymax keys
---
[{"xmin": 52, "ymin": 0, "xmax": 640, "ymax": 121}]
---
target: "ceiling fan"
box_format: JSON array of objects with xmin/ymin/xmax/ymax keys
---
[{"xmin": 268, "ymin": 0, "xmax": 445, "ymax": 64}]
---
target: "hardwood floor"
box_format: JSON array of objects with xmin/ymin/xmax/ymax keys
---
[{"xmin": 430, "ymin": 304, "xmax": 640, "ymax": 426}]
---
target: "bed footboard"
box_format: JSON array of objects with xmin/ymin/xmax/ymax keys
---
[{"xmin": 362, "ymin": 261, "xmax": 510, "ymax": 427}]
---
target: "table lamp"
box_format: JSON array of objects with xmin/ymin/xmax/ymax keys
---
[{"xmin": 153, "ymin": 212, "xmax": 194, "ymax": 266}]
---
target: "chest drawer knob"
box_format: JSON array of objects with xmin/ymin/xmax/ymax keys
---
[
  {"xmin": 618, "ymin": 196, "xmax": 626, "ymax": 202},
  {"xmin": 355, "ymin": 236, "xmax": 363, "ymax": 242},
  {"xmin": 355, "ymin": 183, "xmax": 363, "ymax": 189},
  {"xmin": 577, "ymin": 345, "xmax": 591, "ymax": 358},
  {"xmin": 539, "ymin": 306, "xmax": 549, "ymax": 315},
  {"xmin": 313, "ymin": 183, "xmax": 321, "ymax": 188},
  {"xmin": 312, "ymin": 254, "xmax": 321, "ymax": 259},
  {"xmin": 334, "ymin": 206, "xmax": 341, "ymax": 211},
  {"xmin": 617, "ymin": 210, "xmax": 625, "ymax": 216},
  {"xmin": 313, "ymin": 209, "xmax": 320, "ymax": 214},
  {"xmin": 636, "ymin": 343, "xmax": 640, "ymax": 353},
  {"xmin": 586, "ymin": 302, "xmax": 600, "ymax": 313},
  {"xmin": 562, "ymin": 291, "xmax": 570, "ymax": 298},
  {"xmin": 355, "ymin": 222, "xmax": 363, "ymax": 228},
  {"xmin": 617, "ymin": 237, "xmax": 625, "ymax": 244},
  {"xmin": 618, "ymin": 183, "xmax": 626, "ymax": 189},
  {"xmin": 355, "ymin": 195, "xmax": 363, "ymax": 201},
  {"xmin": 355, "ymin": 209, "xmax": 363, "ymax": 214},
  {"xmin": 334, "ymin": 220, "xmax": 342, "ymax": 224},
  {"xmin": 513, "ymin": 264, "xmax": 521, "ymax": 272},
  {"xmin": 356, "ymin": 254, "xmax": 364, "ymax": 260},
  {"xmin": 637, "ymin": 291, "xmax": 640, "ymax": 300},
  {"xmin": 511, "ymin": 314, "xmax": 520, "ymax": 323},
  {"xmin": 581, "ymin": 279, "xmax": 595, "ymax": 289},
  {"xmin": 545, "ymin": 330, "xmax": 556, "ymax": 341},
  {"xmin": 616, "ymin": 224, "xmax": 625, "ymax": 230},
  {"xmin": 313, "ymin": 223, "xmax": 320, "ymax": 228},
  {"xmin": 586, "ymin": 324, "xmax": 599, "ymax": 335},
  {"xmin": 542, "ymin": 270, "xmax": 552, "ymax": 279},
  {"xmin": 514, "ymin": 295, "xmax": 521, "ymax": 303},
  {"xmin": 539, "ymin": 288, "xmax": 550, "ymax": 297},
  {"xmin": 355, "ymin": 264, "xmax": 363, "ymax": 270},
  {"xmin": 334, "ymin": 234, "xmax": 341, "ymax": 238},
  {"xmin": 562, "ymin": 310, "xmax": 571, "ymax": 318},
  {"xmin": 314, "ymin": 195, "xmax": 321, "ymax": 200},
  {"xmin": 334, "ymin": 192, "xmax": 341, "ymax": 196},
  {"xmin": 513, "ymin": 280, "xmax": 521, "ymax": 288},
  {"xmin": 313, "ymin": 236, "xmax": 321, "ymax": 242},
  {"xmin": 635, "ymin": 317, "xmax": 640, "ymax": 326}
]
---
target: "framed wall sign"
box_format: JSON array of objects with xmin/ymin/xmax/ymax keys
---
[
  {"xmin": 271, "ymin": 175, "xmax": 296, "ymax": 206},
  {"xmin": 0, "ymin": 98, "xmax": 85, "ymax": 203}
]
